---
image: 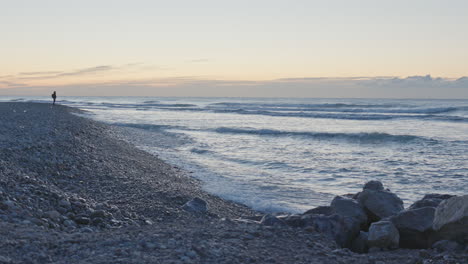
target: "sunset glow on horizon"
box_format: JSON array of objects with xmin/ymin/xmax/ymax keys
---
[{"xmin": 1, "ymin": 0, "xmax": 467, "ymax": 98}]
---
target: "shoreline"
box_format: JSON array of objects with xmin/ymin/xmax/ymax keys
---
[{"xmin": 0, "ymin": 102, "xmax": 466, "ymax": 263}]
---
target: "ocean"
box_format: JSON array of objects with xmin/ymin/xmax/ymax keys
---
[{"xmin": 3, "ymin": 96, "xmax": 468, "ymax": 213}]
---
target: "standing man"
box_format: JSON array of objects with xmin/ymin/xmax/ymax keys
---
[{"xmin": 51, "ymin": 91, "xmax": 57, "ymax": 105}]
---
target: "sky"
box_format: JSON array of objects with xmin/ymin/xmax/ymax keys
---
[{"xmin": 1, "ymin": 0, "xmax": 467, "ymax": 98}]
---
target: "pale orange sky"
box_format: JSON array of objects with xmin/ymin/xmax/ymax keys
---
[{"xmin": 1, "ymin": 1, "xmax": 467, "ymax": 97}]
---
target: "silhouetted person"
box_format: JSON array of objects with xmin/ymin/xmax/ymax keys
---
[{"xmin": 51, "ymin": 91, "xmax": 57, "ymax": 105}]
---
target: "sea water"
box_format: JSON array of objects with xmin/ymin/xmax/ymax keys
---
[{"xmin": 4, "ymin": 96, "xmax": 468, "ymax": 213}]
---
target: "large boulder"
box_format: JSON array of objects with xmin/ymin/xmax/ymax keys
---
[
  {"xmin": 409, "ymin": 194, "xmax": 454, "ymax": 210},
  {"xmin": 331, "ymin": 196, "xmax": 367, "ymax": 228},
  {"xmin": 357, "ymin": 181, "xmax": 404, "ymax": 221},
  {"xmin": 432, "ymin": 195, "xmax": 468, "ymax": 244},
  {"xmin": 390, "ymin": 207, "xmax": 435, "ymax": 248},
  {"xmin": 368, "ymin": 221, "xmax": 399, "ymax": 249},
  {"xmin": 301, "ymin": 214, "xmax": 360, "ymax": 248}
]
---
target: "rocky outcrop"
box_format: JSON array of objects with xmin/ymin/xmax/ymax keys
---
[
  {"xmin": 390, "ymin": 207, "xmax": 435, "ymax": 248},
  {"xmin": 368, "ymin": 221, "xmax": 399, "ymax": 250},
  {"xmin": 432, "ymin": 195, "xmax": 468, "ymax": 244},
  {"xmin": 357, "ymin": 182, "xmax": 404, "ymax": 222}
]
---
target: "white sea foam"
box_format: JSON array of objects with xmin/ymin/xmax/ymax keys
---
[{"xmin": 3, "ymin": 96, "xmax": 467, "ymax": 213}]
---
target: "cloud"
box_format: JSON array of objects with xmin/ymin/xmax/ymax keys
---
[
  {"xmin": 57, "ymin": 65, "xmax": 114, "ymax": 77},
  {"xmin": 0, "ymin": 80, "xmax": 26, "ymax": 88},
  {"xmin": 1, "ymin": 74, "xmax": 467, "ymax": 98},
  {"xmin": 19, "ymin": 71, "xmax": 63, "ymax": 76}
]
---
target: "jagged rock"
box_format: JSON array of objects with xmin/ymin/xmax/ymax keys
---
[
  {"xmin": 433, "ymin": 195, "xmax": 468, "ymax": 244},
  {"xmin": 260, "ymin": 214, "xmax": 285, "ymax": 226},
  {"xmin": 363, "ymin": 181, "xmax": 384, "ymax": 191},
  {"xmin": 351, "ymin": 231, "xmax": 369, "ymax": 253},
  {"xmin": 331, "ymin": 196, "xmax": 367, "ymax": 228},
  {"xmin": 301, "ymin": 214, "xmax": 360, "ymax": 248},
  {"xmin": 303, "ymin": 206, "xmax": 334, "ymax": 216},
  {"xmin": 357, "ymin": 184, "xmax": 404, "ymax": 222},
  {"xmin": 182, "ymin": 198, "xmax": 208, "ymax": 213},
  {"xmin": 390, "ymin": 207, "xmax": 435, "ymax": 248},
  {"xmin": 368, "ymin": 221, "xmax": 399, "ymax": 249}
]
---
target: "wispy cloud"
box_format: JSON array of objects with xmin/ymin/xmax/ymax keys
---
[
  {"xmin": 57, "ymin": 65, "xmax": 114, "ymax": 77},
  {"xmin": 19, "ymin": 71, "xmax": 63, "ymax": 76}
]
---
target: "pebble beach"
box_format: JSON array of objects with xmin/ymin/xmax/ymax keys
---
[{"xmin": 0, "ymin": 102, "xmax": 466, "ymax": 264}]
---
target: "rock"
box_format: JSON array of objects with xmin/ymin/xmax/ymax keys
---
[
  {"xmin": 368, "ymin": 221, "xmax": 399, "ymax": 249},
  {"xmin": 351, "ymin": 231, "xmax": 369, "ymax": 253},
  {"xmin": 281, "ymin": 214, "xmax": 304, "ymax": 227},
  {"xmin": 409, "ymin": 198, "xmax": 443, "ymax": 210},
  {"xmin": 44, "ymin": 210, "xmax": 61, "ymax": 222},
  {"xmin": 432, "ymin": 195, "xmax": 468, "ymax": 244},
  {"xmin": 303, "ymin": 206, "xmax": 334, "ymax": 216},
  {"xmin": 409, "ymin": 194, "xmax": 454, "ymax": 210},
  {"xmin": 301, "ymin": 214, "xmax": 360, "ymax": 248},
  {"xmin": 90, "ymin": 210, "xmax": 106, "ymax": 219},
  {"xmin": 58, "ymin": 199, "xmax": 71, "ymax": 208},
  {"xmin": 1, "ymin": 200, "xmax": 16, "ymax": 210},
  {"xmin": 63, "ymin": 219, "xmax": 77, "ymax": 228},
  {"xmin": 432, "ymin": 240, "xmax": 462, "ymax": 252},
  {"xmin": 424, "ymin": 194, "xmax": 454, "ymax": 200},
  {"xmin": 331, "ymin": 196, "xmax": 367, "ymax": 228},
  {"xmin": 75, "ymin": 216, "xmax": 91, "ymax": 225},
  {"xmin": 260, "ymin": 214, "xmax": 285, "ymax": 226},
  {"xmin": 390, "ymin": 207, "xmax": 435, "ymax": 248},
  {"xmin": 91, "ymin": 217, "xmax": 104, "ymax": 225},
  {"xmin": 357, "ymin": 186, "xmax": 404, "ymax": 222},
  {"xmin": 363, "ymin": 181, "xmax": 384, "ymax": 191},
  {"xmin": 182, "ymin": 198, "xmax": 208, "ymax": 213}
]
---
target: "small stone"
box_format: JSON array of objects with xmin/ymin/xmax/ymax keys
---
[
  {"xmin": 91, "ymin": 217, "xmax": 104, "ymax": 225},
  {"xmin": 182, "ymin": 198, "xmax": 208, "ymax": 213},
  {"xmin": 185, "ymin": 250, "xmax": 198, "ymax": 259},
  {"xmin": 75, "ymin": 216, "xmax": 91, "ymax": 225},
  {"xmin": 64, "ymin": 219, "xmax": 77, "ymax": 228},
  {"xmin": 81, "ymin": 227, "xmax": 94, "ymax": 233},
  {"xmin": 58, "ymin": 199, "xmax": 71, "ymax": 208},
  {"xmin": 90, "ymin": 210, "xmax": 106, "ymax": 219},
  {"xmin": 44, "ymin": 210, "xmax": 61, "ymax": 222}
]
